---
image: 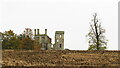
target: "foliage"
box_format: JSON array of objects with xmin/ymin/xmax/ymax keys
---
[
  {"xmin": 2, "ymin": 29, "xmax": 36, "ymax": 50},
  {"xmin": 20, "ymin": 37, "xmax": 34, "ymax": 50},
  {"xmin": 23, "ymin": 28, "xmax": 33, "ymax": 39},
  {"xmin": 2, "ymin": 30, "xmax": 21, "ymax": 49},
  {"xmin": 86, "ymin": 13, "xmax": 108, "ymax": 50},
  {"xmin": 65, "ymin": 48, "xmax": 70, "ymax": 50},
  {"xmin": 5, "ymin": 30, "xmax": 14, "ymax": 36}
]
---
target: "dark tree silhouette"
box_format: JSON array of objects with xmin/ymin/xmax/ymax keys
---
[{"xmin": 86, "ymin": 13, "xmax": 108, "ymax": 50}]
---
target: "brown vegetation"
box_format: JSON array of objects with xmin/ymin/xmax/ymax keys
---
[{"xmin": 2, "ymin": 50, "xmax": 120, "ymax": 68}]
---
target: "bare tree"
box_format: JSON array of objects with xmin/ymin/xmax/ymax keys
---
[
  {"xmin": 23, "ymin": 28, "xmax": 33, "ymax": 39},
  {"xmin": 86, "ymin": 13, "xmax": 108, "ymax": 50}
]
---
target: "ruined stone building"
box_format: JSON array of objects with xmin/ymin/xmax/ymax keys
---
[
  {"xmin": 54, "ymin": 31, "xmax": 64, "ymax": 50},
  {"xmin": 34, "ymin": 29, "xmax": 64, "ymax": 50},
  {"xmin": 34, "ymin": 29, "xmax": 52, "ymax": 50}
]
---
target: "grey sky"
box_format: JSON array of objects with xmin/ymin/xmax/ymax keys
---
[{"xmin": 0, "ymin": 0, "xmax": 118, "ymax": 50}]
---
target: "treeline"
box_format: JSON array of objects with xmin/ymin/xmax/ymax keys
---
[{"xmin": 2, "ymin": 28, "xmax": 39, "ymax": 50}]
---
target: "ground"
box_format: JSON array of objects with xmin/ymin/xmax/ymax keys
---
[{"xmin": 1, "ymin": 50, "xmax": 120, "ymax": 68}]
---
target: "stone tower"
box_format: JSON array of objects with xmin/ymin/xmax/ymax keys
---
[{"xmin": 54, "ymin": 31, "xmax": 64, "ymax": 50}]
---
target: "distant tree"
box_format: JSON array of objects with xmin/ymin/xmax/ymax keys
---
[
  {"xmin": 33, "ymin": 41, "xmax": 41, "ymax": 51},
  {"xmin": 17, "ymin": 28, "xmax": 34, "ymax": 50},
  {"xmin": 19, "ymin": 37, "xmax": 34, "ymax": 50},
  {"xmin": 2, "ymin": 30, "xmax": 21, "ymax": 49},
  {"xmin": 23, "ymin": 28, "xmax": 33, "ymax": 39},
  {"xmin": 2, "ymin": 29, "xmax": 36, "ymax": 50},
  {"xmin": 65, "ymin": 48, "xmax": 70, "ymax": 50},
  {"xmin": 86, "ymin": 13, "xmax": 108, "ymax": 50},
  {"xmin": 5, "ymin": 30, "xmax": 14, "ymax": 36},
  {"xmin": 3, "ymin": 30, "xmax": 15, "ymax": 39}
]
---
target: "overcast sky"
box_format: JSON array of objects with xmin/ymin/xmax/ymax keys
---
[{"xmin": 0, "ymin": 0, "xmax": 118, "ymax": 50}]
